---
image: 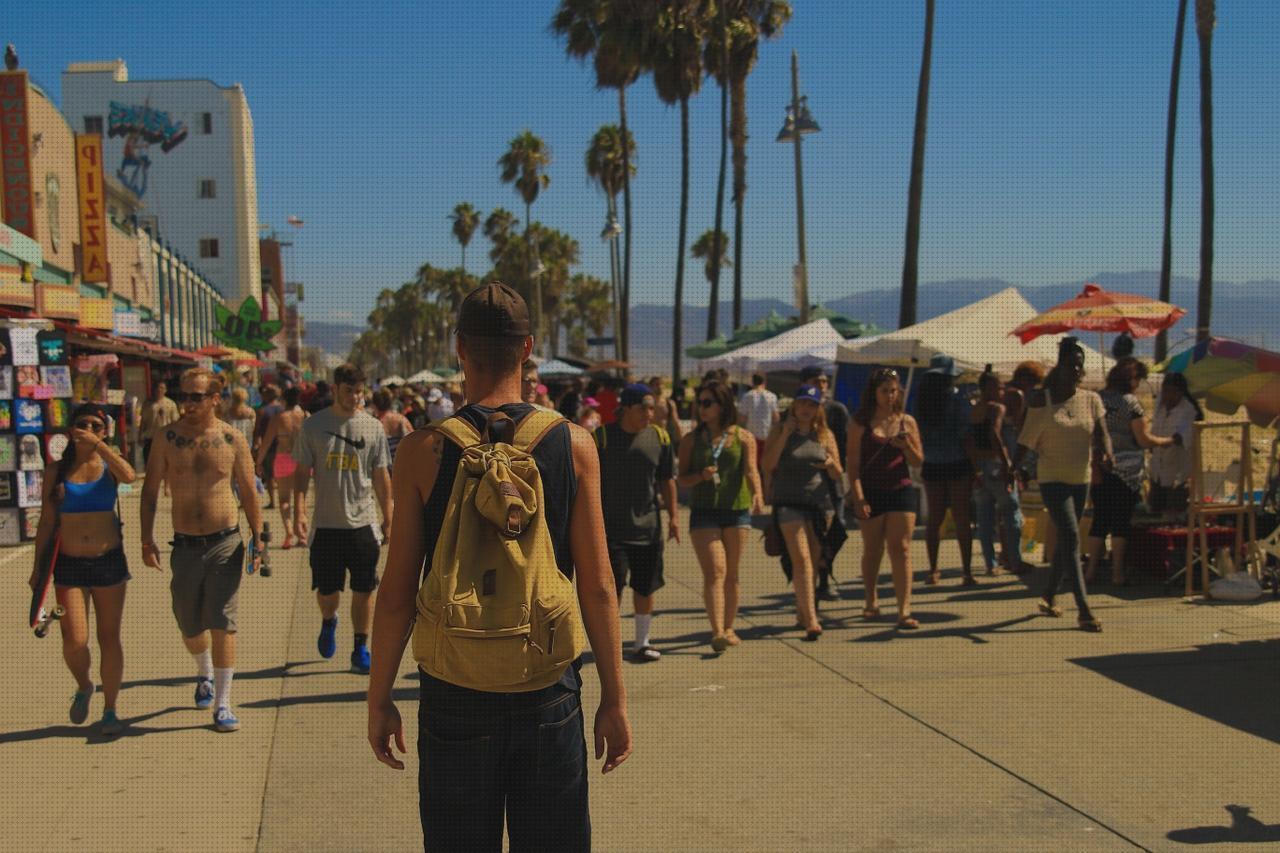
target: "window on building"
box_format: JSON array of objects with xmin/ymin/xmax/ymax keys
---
[
  {"xmin": 202, "ymin": 112, "xmax": 213, "ymax": 134},
  {"xmin": 84, "ymin": 116, "xmax": 104, "ymax": 135},
  {"xmin": 199, "ymin": 239, "xmax": 220, "ymax": 258},
  {"xmin": 198, "ymin": 179, "xmax": 217, "ymax": 199}
]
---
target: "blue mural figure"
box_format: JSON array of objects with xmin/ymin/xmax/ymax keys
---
[
  {"xmin": 108, "ymin": 100, "xmax": 187, "ymax": 198},
  {"xmin": 118, "ymin": 131, "xmax": 152, "ymax": 197}
]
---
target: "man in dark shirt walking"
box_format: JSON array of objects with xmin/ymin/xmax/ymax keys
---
[{"xmin": 595, "ymin": 384, "xmax": 679, "ymax": 662}]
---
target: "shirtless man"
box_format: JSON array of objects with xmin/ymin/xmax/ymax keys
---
[
  {"xmin": 256, "ymin": 386, "xmax": 307, "ymax": 549},
  {"xmin": 141, "ymin": 367, "xmax": 263, "ymax": 733}
]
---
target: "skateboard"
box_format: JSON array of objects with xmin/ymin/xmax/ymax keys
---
[
  {"xmin": 28, "ymin": 534, "xmax": 63, "ymax": 638},
  {"xmin": 259, "ymin": 521, "xmax": 272, "ymax": 578}
]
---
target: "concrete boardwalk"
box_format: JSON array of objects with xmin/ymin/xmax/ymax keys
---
[{"xmin": 4, "ymin": 486, "xmax": 1280, "ymax": 851}]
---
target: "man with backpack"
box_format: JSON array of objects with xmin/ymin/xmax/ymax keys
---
[
  {"xmin": 595, "ymin": 383, "xmax": 679, "ymax": 662},
  {"xmin": 366, "ymin": 283, "xmax": 631, "ymax": 852}
]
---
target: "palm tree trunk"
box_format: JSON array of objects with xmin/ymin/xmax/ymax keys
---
[
  {"xmin": 1195, "ymin": 1, "xmax": 1214, "ymax": 344},
  {"xmin": 526, "ymin": 201, "xmax": 544, "ymax": 353},
  {"xmin": 900, "ymin": 0, "xmax": 935, "ymax": 329},
  {"xmin": 708, "ymin": 9, "xmax": 730, "ymax": 342},
  {"xmin": 1156, "ymin": 0, "xmax": 1188, "ymax": 362},
  {"xmin": 608, "ymin": 195, "xmax": 623, "ymax": 362},
  {"xmin": 731, "ymin": 72, "xmax": 747, "ymax": 333},
  {"xmin": 673, "ymin": 96, "xmax": 690, "ymax": 384},
  {"xmin": 461, "ymin": 244, "xmax": 466, "ymax": 274},
  {"xmin": 619, "ymin": 86, "xmax": 633, "ymax": 363}
]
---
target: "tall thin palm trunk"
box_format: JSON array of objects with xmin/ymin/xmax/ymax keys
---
[
  {"xmin": 899, "ymin": 0, "xmax": 935, "ymax": 329},
  {"xmin": 708, "ymin": 8, "xmax": 730, "ymax": 341},
  {"xmin": 1195, "ymin": 0, "xmax": 1215, "ymax": 343},
  {"xmin": 1156, "ymin": 0, "xmax": 1189, "ymax": 362},
  {"xmin": 461, "ymin": 244, "xmax": 467, "ymax": 273},
  {"xmin": 619, "ymin": 87, "xmax": 633, "ymax": 362},
  {"xmin": 607, "ymin": 195, "xmax": 623, "ymax": 361},
  {"xmin": 731, "ymin": 74, "xmax": 747, "ymax": 332},
  {"xmin": 673, "ymin": 96, "xmax": 690, "ymax": 383}
]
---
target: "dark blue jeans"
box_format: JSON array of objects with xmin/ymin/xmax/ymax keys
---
[
  {"xmin": 1039, "ymin": 482, "xmax": 1094, "ymax": 621},
  {"xmin": 418, "ymin": 672, "xmax": 590, "ymax": 852}
]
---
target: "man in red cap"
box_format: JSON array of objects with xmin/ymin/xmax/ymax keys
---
[{"xmin": 367, "ymin": 282, "xmax": 631, "ymax": 852}]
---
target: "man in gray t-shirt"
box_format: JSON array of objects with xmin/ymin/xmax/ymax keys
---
[{"xmin": 292, "ymin": 364, "xmax": 392, "ymax": 674}]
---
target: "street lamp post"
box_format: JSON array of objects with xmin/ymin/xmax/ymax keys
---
[
  {"xmin": 602, "ymin": 205, "xmax": 623, "ymax": 361},
  {"xmin": 777, "ymin": 49, "xmax": 820, "ymax": 324}
]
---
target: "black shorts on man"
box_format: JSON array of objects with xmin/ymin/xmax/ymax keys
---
[
  {"xmin": 310, "ymin": 526, "xmax": 381, "ymax": 594},
  {"xmin": 608, "ymin": 541, "xmax": 665, "ymax": 597}
]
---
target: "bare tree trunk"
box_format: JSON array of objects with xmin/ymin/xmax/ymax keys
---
[
  {"xmin": 619, "ymin": 86, "xmax": 633, "ymax": 363},
  {"xmin": 708, "ymin": 9, "xmax": 729, "ymax": 342},
  {"xmin": 731, "ymin": 72, "xmax": 747, "ymax": 333},
  {"xmin": 1156, "ymin": 0, "xmax": 1188, "ymax": 362},
  {"xmin": 1195, "ymin": 0, "xmax": 1215, "ymax": 344},
  {"xmin": 900, "ymin": 0, "xmax": 935, "ymax": 329},
  {"xmin": 673, "ymin": 97, "xmax": 690, "ymax": 384}
]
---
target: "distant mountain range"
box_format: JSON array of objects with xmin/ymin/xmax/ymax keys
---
[{"xmin": 307, "ymin": 272, "xmax": 1277, "ymax": 375}]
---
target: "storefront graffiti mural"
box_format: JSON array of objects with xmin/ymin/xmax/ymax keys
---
[{"xmin": 107, "ymin": 101, "xmax": 188, "ymax": 198}]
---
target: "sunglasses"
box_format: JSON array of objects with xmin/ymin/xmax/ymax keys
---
[
  {"xmin": 173, "ymin": 391, "xmax": 214, "ymax": 403},
  {"xmin": 74, "ymin": 419, "xmax": 105, "ymax": 432},
  {"xmin": 698, "ymin": 398, "xmax": 717, "ymax": 408}
]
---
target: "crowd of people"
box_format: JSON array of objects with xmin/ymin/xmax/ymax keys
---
[{"xmin": 27, "ymin": 280, "xmax": 1213, "ymax": 850}]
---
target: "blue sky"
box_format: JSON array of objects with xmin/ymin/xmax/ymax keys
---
[{"xmin": 12, "ymin": 0, "xmax": 1280, "ymax": 328}]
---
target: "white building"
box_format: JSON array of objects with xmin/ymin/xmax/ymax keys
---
[{"xmin": 61, "ymin": 59, "xmax": 261, "ymax": 307}]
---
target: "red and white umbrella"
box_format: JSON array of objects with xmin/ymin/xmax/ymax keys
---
[{"xmin": 1010, "ymin": 283, "xmax": 1186, "ymax": 344}]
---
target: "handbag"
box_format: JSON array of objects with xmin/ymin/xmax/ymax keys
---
[{"xmin": 763, "ymin": 516, "xmax": 784, "ymax": 557}]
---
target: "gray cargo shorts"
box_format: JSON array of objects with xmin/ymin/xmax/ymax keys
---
[{"xmin": 170, "ymin": 528, "xmax": 245, "ymax": 637}]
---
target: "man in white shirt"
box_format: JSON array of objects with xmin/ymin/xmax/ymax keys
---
[{"xmin": 737, "ymin": 373, "xmax": 778, "ymax": 473}]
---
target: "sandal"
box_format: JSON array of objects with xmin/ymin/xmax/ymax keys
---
[
  {"xmin": 925, "ymin": 571, "xmax": 942, "ymax": 586},
  {"xmin": 724, "ymin": 630, "xmax": 741, "ymax": 647},
  {"xmin": 961, "ymin": 574, "xmax": 979, "ymax": 588},
  {"xmin": 1078, "ymin": 618, "xmax": 1103, "ymax": 633},
  {"xmin": 710, "ymin": 634, "xmax": 730, "ymax": 653},
  {"xmin": 1037, "ymin": 600, "xmax": 1063, "ymax": 618},
  {"xmin": 861, "ymin": 607, "xmax": 881, "ymax": 619},
  {"xmin": 803, "ymin": 627, "xmax": 823, "ymax": 642},
  {"xmin": 896, "ymin": 616, "xmax": 921, "ymax": 630}
]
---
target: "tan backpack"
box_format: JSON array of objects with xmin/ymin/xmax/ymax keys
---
[{"xmin": 412, "ymin": 409, "xmax": 585, "ymax": 692}]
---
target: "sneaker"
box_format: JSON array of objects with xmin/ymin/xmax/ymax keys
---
[
  {"xmin": 194, "ymin": 677, "xmax": 215, "ymax": 709},
  {"xmin": 318, "ymin": 617, "xmax": 338, "ymax": 659},
  {"xmin": 69, "ymin": 685, "xmax": 94, "ymax": 725},
  {"xmin": 350, "ymin": 644, "xmax": 371, "ymax": 674},
  {"xmin": 213, "ymin": 707, "xmax": 240, "ymax": 732},
  {"xmin": 99, "ymin": 709, "xmax": 125, "ymax": 736},
  {"xmin": 630, "ymin": 645, "xmax": 661, "ymax": 663}
]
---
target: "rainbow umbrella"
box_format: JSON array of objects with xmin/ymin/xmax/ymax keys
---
[
  {"xmin": 1159, "ymin": 337, "xmax": 1280, "ymax": 428},
  {"xmin": 1010, "ymin": 283, "xmax": 1186, "ymax": 343}
]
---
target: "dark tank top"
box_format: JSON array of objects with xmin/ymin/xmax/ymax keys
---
[{"xmin": 860, "ymin": 424, "xmax": 912, "ymax": 493}]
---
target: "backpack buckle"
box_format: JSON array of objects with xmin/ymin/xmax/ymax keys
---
[{"xmin": 506, "ymin": 507, "xmax": 523, "ymax": 537}]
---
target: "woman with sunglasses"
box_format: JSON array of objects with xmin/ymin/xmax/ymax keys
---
[
  {"xmin": 676, "ymin": 380, "xmax": 765, "ymax": 652},
  {"xmin": 29, "ymin": 403, "xmax": 137, "ymax": 734},
  {"xmin": 762, "ymin": 385, "xmax": 843, "ymax": 640},
  {"xmin": 846, "ymin": 369, "xmax": 925, "ymax": 629}
]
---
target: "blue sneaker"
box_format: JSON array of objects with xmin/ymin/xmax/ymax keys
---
[
  {"xmin": 213, "ymin": 707, "xmax": 240, "ymax": 733},
  {"xmin": 318, "ymin": 617, "xmax": 338, "ymax": 659},
  {"xmin": 99, "ymin": 709, "xmax": 124, "ymax": 736},
  {"xmin": 69, "ymin": 685, "xmax": 94, "ymax": 724},
  {"xmin": 350, "ymin": 644, "xmax": 371, "ymax": 674},
  {"xmin": 194, "ymin": 677, "xmax": 215, "ymax": 709}
]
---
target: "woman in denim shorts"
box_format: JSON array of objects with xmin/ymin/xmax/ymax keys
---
[
  {"xmin": 29, "ymin": 403, "xmax": 137, "ymax": 735},
  {"xmin": 676, "ymin": 380, "xmax": 764, "ymax": 652}
]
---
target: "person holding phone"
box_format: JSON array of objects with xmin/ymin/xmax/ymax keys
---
[
  {"xmin": 762, "ymin": 385, "xmax": 843, "ymax": 640},
  {"xmin": 846, "ymin": 369, "xmax": 925, "ymax": 629},
  {"xmin": 676, "ymin": 380, "xmax": 764, "ymax": 652}
]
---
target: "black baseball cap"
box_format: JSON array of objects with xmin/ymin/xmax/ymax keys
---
[{"xmin": 457, "ymin": 283, "xmax": 532, "ymax": 338}]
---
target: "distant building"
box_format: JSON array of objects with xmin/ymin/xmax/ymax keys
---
[{"xmin": 61, "ymin": 59, "xmax": 261, "ymax": 306}]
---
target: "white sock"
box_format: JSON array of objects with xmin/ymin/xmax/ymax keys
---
[
  {"xmin": 634, "ymin": 614, "xmax": 653, "ymax": 649},
  {"xmin": 194, "ymin": 649, "xmax": 214, "ymax": 681},
  {"xmin": 214, "ymin": 667, "xmax": 234, "ymax": 710}
]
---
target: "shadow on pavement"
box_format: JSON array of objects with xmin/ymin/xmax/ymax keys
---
[
  {"xmin": 240, "ymin": 686, "xmax": 417, "ymax": 709},
  {"xmin": 1073, "ymin": 638, "xmax": 1280, "ymax": 745},
  {"xmin": 1168, "ymin": 805, "xmax": 1280, "ymax": 844},
  {"xmin": 0, "ymin": 706, "xmax": 207, "ymax": 744},
  {"xmin": 120, "ymin": 661, "xmax": 321, "ymax": 690}
]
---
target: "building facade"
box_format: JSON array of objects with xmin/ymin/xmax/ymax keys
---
[{"xmin": 61, "ymin": 59, "xmax": 261, "ymax": 307}]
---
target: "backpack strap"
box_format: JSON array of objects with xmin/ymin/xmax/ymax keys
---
[
  {"xmin": 651, "ymin": 424, "xmax": 671, "ymax": 446},
  {"xmin": 593, "ymin": 424, "xmax": 607, "ymax": 450},
  {"xmin": 512, "ymin": 410, "xmax": 567, "ymax": 454},
  {"xmin": 429, "ymin": 415, "xmax": 484, "ymax": 449}
]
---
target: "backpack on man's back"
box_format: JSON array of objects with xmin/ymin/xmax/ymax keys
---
[{"xmin": 412, "ymin": 409, "xmax": 585, "ymax": 692}]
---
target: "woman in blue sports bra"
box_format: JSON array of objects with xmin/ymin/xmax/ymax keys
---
[{"xmin": 29, "ymin": 402, "xmax": 136, "ymax": 735}]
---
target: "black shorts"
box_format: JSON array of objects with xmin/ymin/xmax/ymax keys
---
[
  {"xmin": 1089, "ymin": 473, "xmax": 1140, "ymax": 540},
  {"xmin": 922, "ymin": 459, "xmax": 973, "ymax": 483},
  {"xmin": 310, "ymin": 526, "xmax": 381, "ymax": 595},
  {"xmin": 54, "ymin": 547, "xmax": 131, "ymax": 588},
  {"xmin": 608, "ymin": 541, "xmax": 665, "ymax": 597},
  {"xmin": 865, "ymin": 487, "xmax": 919, "ymax": 518}
]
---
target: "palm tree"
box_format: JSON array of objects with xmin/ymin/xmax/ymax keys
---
[
  {"xmin": 551, "ymin": 0, "xmax": 654, "ymax": 361},
  {"xmin": 483, "ymin": 207, "xmax": 519, "ymax": 262},
  {"xmin": 649, "ymin": 1, "xmax": 705, "ymax": 382},
  {"xmin": 586, "ymin": 124, "xmax": 636, "ymax": 358},
  {"xmin": 1194, "ymin": 0, "xmax": 1215, "ymax": 343},
  {"xmin": 711, "ymin": 1, "xmax": 790, "ymax": 332},
  {"xmin": 449, "ymin": 202, "xmax": 481, "ymax": 272},
  {"xmin": 499, "ymin": 131, "xmax": 553, "ymax": 351},
  {"xmin": 703, "ymin": 1, "xmax": 730, "ymax": 341},
  {"xmin": 899, "ymin": 0, "xmax": 935, "ymax": 329},
  {"xmin": 564, "ymin": 272, "xmax": 613, "ymax": 357},
  {"xmin": 1155, "ymin": 0, "xmax": 1189, "ymax": 363},
  {"xmin": 691, "ymin": 229, "xmax": 732, "ymax": 306}
]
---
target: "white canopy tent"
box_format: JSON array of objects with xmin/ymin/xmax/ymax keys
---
[
  {"xmin": 700, "ymin": 318, "xmax": 846, "ymax": 375},
  {"xmin": 836, "ymin": 287, "xmax": 1106, "ymax": 378},
  {"xmin": 406, "ymin": 369, "xmax": 447, "ymax": 384}
]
